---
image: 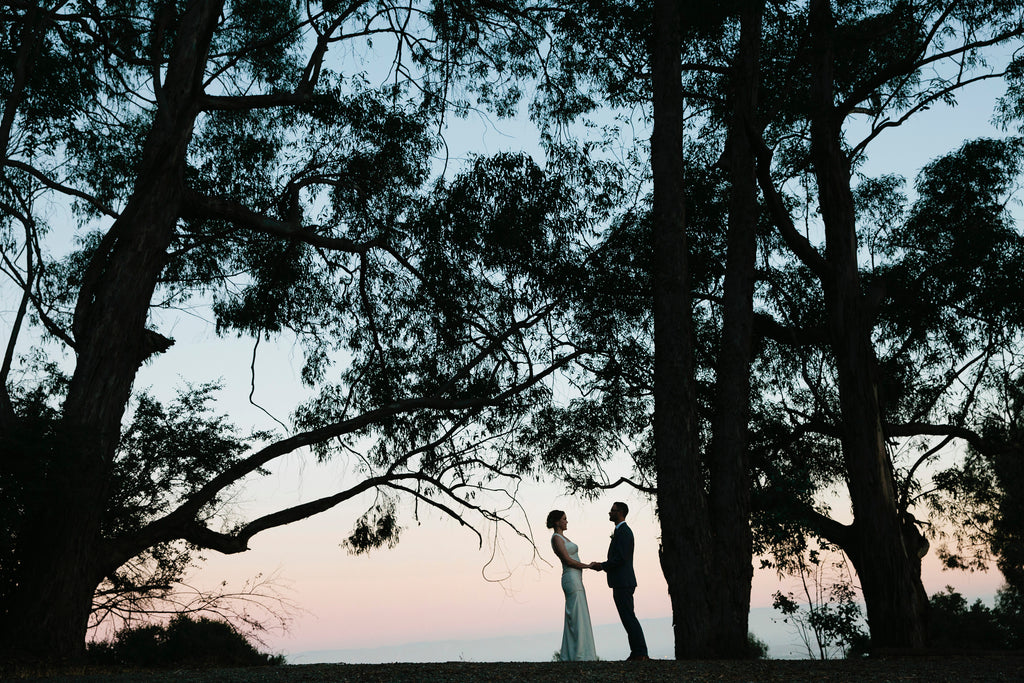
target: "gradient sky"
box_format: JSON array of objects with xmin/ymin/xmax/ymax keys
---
[
  {"xmin": 139, "ymin": 73, "xmax": 1017, "ymax": 660},
  {"xmin": 134, "ymin": 318, "xmax": 1007, "ymax": 658},
  {"xmin": 8, "ymin": 43, "xmax": 1006, "ymax": 659}
]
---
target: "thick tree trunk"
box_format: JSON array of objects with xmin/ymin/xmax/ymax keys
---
[
  {"xmin": 2, "ymin": 0, "xmax": 226, "ymax": 661},
  {"xmin": 651, "ymin": 0, "xmax": 712, "ymax": 659},
  {"xmin": 807, "ymin": 0, "xmax": 927, "ymax": 651},
  {"xmin": 1, "ymin": 458, "xmax": 108, "ymax": 661},
  {"xmin": 707, "ymin": 0, "xmax": 764, "ymax": 658}
]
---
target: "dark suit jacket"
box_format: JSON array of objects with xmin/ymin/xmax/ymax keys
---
[{"xmin": 603, "ymin": 522, "xmax": 638, "ymax": 588}]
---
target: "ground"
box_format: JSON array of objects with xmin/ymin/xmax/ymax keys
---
[{"xmin": 7, "ymin": 656, "xmax": 1024, "ymax": 682}]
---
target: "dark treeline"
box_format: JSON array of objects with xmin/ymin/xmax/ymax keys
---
[{"xmin": 1, "ymin": 0, "xmax": 1023, "ymax": 663}]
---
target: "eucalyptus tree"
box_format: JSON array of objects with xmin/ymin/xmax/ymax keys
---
[
  {"xmin": 648, "ymin": 0, "xmax": 767, "ymax": 658},
  {"xmin": 746, "ymin": 0, "xmax": 1024, "ymax": 649},
  {"xmin": 0, "ymin": 0, "xmax": 602, "ymax": 660},
  {"xmin": 524, "ymin": 0, "xmax": 768, "ymax": 658},
  {"xmin": 527, "ymin": 0, "xmax": 1024, "ymax": 655}
]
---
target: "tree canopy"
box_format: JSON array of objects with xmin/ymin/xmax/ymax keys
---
[
  {"xmin": 5, "ymin": 0, "xmax": 1024, "ymax": 662},
  {"xmin": 0, "ymin": 0, "xmax": 609, "ymax": 659}
]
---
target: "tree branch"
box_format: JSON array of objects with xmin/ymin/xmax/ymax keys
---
[
  {"xmin": 177, "ymin": 473, "xmax": 411, "ymax": 554},
  {"xmin": 753, "ymin": 311, "xmax": 828, "ymax": 348},
  {"xmin": 582, "ymin": 476, "xmax": 656, "ymax": 495},
  {"xmin": 181, "ymin": 188, "xmax": 385, "ymax": 253},
  {"xmin": 4, "ymin": 159, "xmax": 119, "ymax": 219},
  {"xmin": 885, "ymin": 421, "xmax": 990, "ymax": 454},
  {"xmin": 199, "ymin": 90, "xmax": 314, "ymax": 112},
  {"xmin": 115, "ymin": 346, "xmax": 585, "ymax": 562},
  {"xmin": 851, "ymin": 71, "xmax": 1010, "ymax": 159},
  {"xmin": 752, "ymin": 136, "xmax": 830, "ymax": 280}
]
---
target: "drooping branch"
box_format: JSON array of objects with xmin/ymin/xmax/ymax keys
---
[
  {"xmin": 117, "ymin": 345, "xmax": 585, "ymax": 562},
  {"xmin": 4, "ymin": 159, "xmax": 119, "ymax": 219},
  {"xmin": 385, "ymin": 481, "xmax": 485, "ymax": 548},
  {"xmin": 387, "ymin": 469, "xmax": 538, "ymax": 550}
]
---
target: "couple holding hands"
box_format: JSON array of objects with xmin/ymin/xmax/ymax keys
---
[{"xmin": 546, "ymin": 502, "xmax": 649, "ymax": 662}]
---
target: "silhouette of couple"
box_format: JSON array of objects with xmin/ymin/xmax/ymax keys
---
[{"xmin": 546, "ymin": 502, "xmax": 649, "ymax": 662}]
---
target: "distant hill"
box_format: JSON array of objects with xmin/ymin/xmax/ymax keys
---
[{"xmin": 288, "ymin": 608, "xmax": 805, "ymax": 663}]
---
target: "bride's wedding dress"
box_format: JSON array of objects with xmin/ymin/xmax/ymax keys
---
[{"xmin": 553, "ymin": 532, "xmax": 597, "ymax": 661}]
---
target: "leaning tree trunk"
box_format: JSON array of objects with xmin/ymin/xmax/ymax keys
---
[
  {"xmin": 807, "ymin": 0, "xmax": 927, "ymax": 651},
  {"xmin": 706, "ymin": 0, "xmax": 764, "ymax": 659},
  {"xmin": 3, "ymin": 0, "xmax": 226, "ymax": 661},
  {"xmin": 650, "ymin": 0, "xmax": 713, "ymax": 659}
]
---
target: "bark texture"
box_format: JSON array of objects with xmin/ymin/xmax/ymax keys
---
[
  {"xmin": 650, "ymin": 0, "xmax": 713, "ymax": 660},
  {"xmin": 706, "ymin": 0, "xmax": 764, "ymax": 658},
  {"xmin": 3, "ymin": 0, "xmax": 227, "ymax": 660},
  {"xmin": 807, "ymin": 0, "xmax": 927, "ymax": 650}
]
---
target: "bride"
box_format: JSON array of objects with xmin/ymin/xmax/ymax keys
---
[{"xmin": 547, "ymin": 509, "xmax": 598, "ymax": 661}]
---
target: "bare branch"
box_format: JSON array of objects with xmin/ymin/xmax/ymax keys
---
[
  {"xmin": 582, "ymin": 476, "xmax": 656, "ymax": 495},
  {"xmin": 885, "ymin": 421, "xmax": 990, "ymax": 454},
  {"xmin": 4, "ymin": 159, "xmax": 119, "ymax": 219}
]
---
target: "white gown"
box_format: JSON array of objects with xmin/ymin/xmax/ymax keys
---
[{"xmin": 553, "ymin": 532, "xmax": 597, "ymax": 661}]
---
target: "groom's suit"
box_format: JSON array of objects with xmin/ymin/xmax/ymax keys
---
[{"xmin": 602, "ymin": 522, "xmax": 647, "ymax": 659}]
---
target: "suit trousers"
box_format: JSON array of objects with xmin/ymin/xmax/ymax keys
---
[{"xmin": 612, "ymin": 586, "xmax": 647, "ymax": 657}]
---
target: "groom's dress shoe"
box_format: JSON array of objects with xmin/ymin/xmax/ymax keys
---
[{"xmin": 627, "ymin": 654, "xmax": 651, "ymax": 661}]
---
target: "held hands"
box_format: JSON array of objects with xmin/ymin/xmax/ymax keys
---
[{"xmin": 586, "ymin": 561, "xmax": 603, "ymax": 571}]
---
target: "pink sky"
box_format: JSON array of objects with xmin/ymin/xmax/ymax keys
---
[
  {"xmin": 187, "ymin": 462, "xmax": 1006, "ymax": 657},
  {"xmin": 126, "ymin": 324, "xmax": 1011, "ymax": 658},
  {"xmin": 118, "ymin": 77, "xmax": 1015, "ymax": 659}
]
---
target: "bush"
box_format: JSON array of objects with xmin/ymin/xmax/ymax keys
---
[
  {"xmin": 927, "ymin": 586, "xmax": 1024, "ymax": 651},
  {"xmin": 747, "ymin": 632, "xmax": 769, "ymax": 659},
  {"xmin": 995, "ymin": 585, "xmax": 1024, "ymax": 649},
  {"xmin": 87, "ymin": 615, "xmax": 284, "ymax": 668}
]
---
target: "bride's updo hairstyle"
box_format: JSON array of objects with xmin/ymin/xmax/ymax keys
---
[{"xmin": 546, "ymin": 509, "xmax": 565, "ymax": 530}]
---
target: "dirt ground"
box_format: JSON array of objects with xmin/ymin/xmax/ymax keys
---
[{"xmin": 8, "ymin": 655, "xmax": 1024, "ymax": 682}]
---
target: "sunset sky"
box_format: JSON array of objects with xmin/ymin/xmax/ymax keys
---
[
  {"xmin": 134, "ymin": 89, "xmax": 1012, "ymax": 652},
  {"xmin": 9, "ymin": 38, "xmax": 1012, "ymax": 660}
]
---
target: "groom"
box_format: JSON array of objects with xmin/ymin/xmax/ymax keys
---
[{"xmin": 593, "ymin": 501, "xmax": 649, "ymax": 661}]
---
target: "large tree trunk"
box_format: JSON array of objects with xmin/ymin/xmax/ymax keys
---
[
  {"xmin": 706, "ymin": 0, "xmax": 764, "ymax": 658},
  {"xmin": 807, "ymin": 0, "xmax": 927, "ymax": 651},
  {"xmin": 2, "ymin": 0, "xmax": 226, "ymax": 661},
  {"xmin": 650, "ymin": 0, "xmax": 713, "ymax": 659},
  {"xmin": 1, "ymin": 455, "xmax": 108, "ymax": 661}
]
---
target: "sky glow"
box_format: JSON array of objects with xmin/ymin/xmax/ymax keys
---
[{"xmin": 3, "ymin": 22, "xmax": 1015, "ymax": 661}]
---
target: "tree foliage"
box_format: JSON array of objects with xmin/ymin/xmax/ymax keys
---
[
  {"xmin": 525, "ymin": 0, "xmax": 1024, "ymax": 652},
  {"xmin": 0, "ymin": 0, "xmax": 610, "ymax": 660}
]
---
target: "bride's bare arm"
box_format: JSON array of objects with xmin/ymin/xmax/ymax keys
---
[{"xmin": 551, "ymin": 535, "xmax": 590, "ymax": 570}]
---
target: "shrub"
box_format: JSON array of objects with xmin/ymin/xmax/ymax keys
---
[
  {"xmin": 87, "ymin": 615, "xmax": 284, "ymax": 668},
  {"xmin": 928, "ymin": 587, "xmax": 1001, "ymax": 650},
  {"xmin": 747, "ymin": 632, "xmax": 769, "ymax": 659}
]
